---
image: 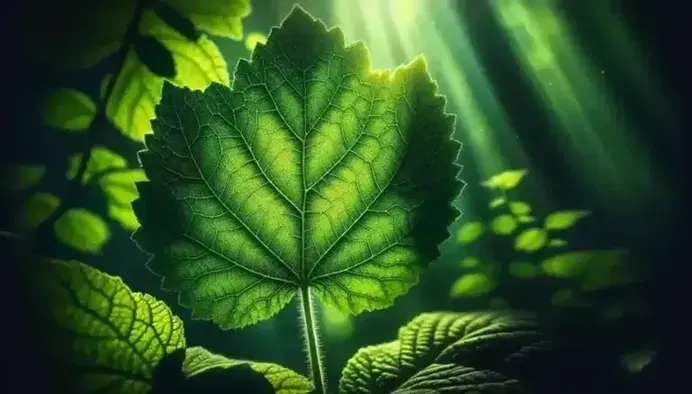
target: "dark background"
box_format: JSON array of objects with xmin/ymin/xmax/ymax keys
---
[{"xmin": 1, "ymin": 0, "xmax": 688, "ymax": 393}]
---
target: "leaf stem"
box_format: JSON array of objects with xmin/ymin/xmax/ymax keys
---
[
  {"xmin": 299, "ymin": 286, "xmax": 326, "ymax": 394},
  {"xmin": 30, "ymin": 0, "xmax": 149, "ymax": 248}
]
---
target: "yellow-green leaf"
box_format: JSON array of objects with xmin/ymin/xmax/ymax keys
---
[
  {"xmin": 490, "ymin": 214, "xmax": 517, "ymax": 235},
  {"xmin": 245, "ymin": 32, "xmax": 267, "ymax": 51},
  {"xmin": 482, "ymin": 169, "xmax": 528, "ymax": 190},
  {"xmin": 9, "ymin": 165, "xmax": 45, "ymax": 190},
  {"xmin": 457, "ymin": 222, "xmax": 484, "ymax": 244},
  {"xmin": 514, "ymin": 228, "xmax": 547, "ymax": 252},
  {"xmin": 541, "ymin": 251, "xmax": 593, "ymax": 278},
  {"xmin": 42, "ymin": 88, "xmax": 96, "ymax": 131},
  {"xmin": 165, "ymin": 0, "xmax": 251, "ymax": 39},
  {"xmin": 321, "ymin": 302, "xmax": 354, "ymax": 339},
  {"xmin": 548, "ymin": 238, "xmax": 567, "ymax": 247},
  {"xmin": 100, "ymin": 169, "xmax": 148, "ymax": 231},
  {"xmin": 488, "ymin": 197, "xmax": 506, "ymax": 208},
  {"xmin": 544, "ymin": 210, "xmax": 589, "ymax": 230},
  {"xmin": 66, "ymin": 147, "xmax": 128, "ymax": 183},
  {"xmin": 107, "ymin": 11, "xmax": 230, "ymax": 142},
  {"xmin": 509, "ymin": 201, "xmax": 531, "ymax": 215},
  {"xmin": 54, "ymin": 208, "xmax": 111, "ymax": 253},
  {"xmin": 517, "ymin": 215, "xmax": 536, "ymax": 223},
  {"xmin": 508, "ymin": 262, "xmax": 537, "ymax": 278},
  {"xmin": 460, "ymin": 256, "xmax": 480, "ymax": 268},
  {"xmin": 450, "ymin": 273, "xmax": 496, "ymax": 298},
  {"xmin": 20, "ymin": 193, "xmax": 60, "ymax": 230}
]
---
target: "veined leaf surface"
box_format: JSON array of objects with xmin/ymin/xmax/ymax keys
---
[{"xmin": 134, "ymin": 6, "xmax": 462, "ymax": 329}]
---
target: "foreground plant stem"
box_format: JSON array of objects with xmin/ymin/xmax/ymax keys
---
[
  {"xmin": 299, "ymin": 286, "xmax": 327, "ymax": 394},
  {"xmin": 30, "ymin": 0, "xmax": 148, "ymax": 248}
]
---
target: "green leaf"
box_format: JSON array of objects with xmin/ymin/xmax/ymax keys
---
[
  {"xmin": 509, "ymin": 201, "xmax": 531, "ymax": 215},
  {"xmin": 100, "ymin": 169, "xmax": 148, "ymax": 231},
  {"xmin": 42, "ymin": 88, "xmax": 96, "ymax": 131},
  {"xmin": 548, "ymin": 238, "xmax": 567, "ymax": 247},
  {"xmin": 66, "ymin": 146, "xmax": 128, "ymax": 183},
  {"xmin": 154, "ymin": 3, "xmax": 200, "ymax": 41},
  {"xmin": 449, "ymin": 273, "xmax": 496, "ymax": 297},
  {"xmin": 488, "ymin": 297, "xmax": 509, "ymax": 309},
  {"xmin": 489, "ymin": 214, "xmax": 517, "ymax": 235},
  {"xmin": 183, "ymin": 347, "xmax": 313, "ymax": 394},
  {"xmin": 35, "ymin": 259, "xmax": 185, "ymax": 394},
  {"xmin": 482, "ymin": 169, "xmax": 528, "ymax": 190},
  {"xmin": 134, "ymin": 34, "xmax": 176, "ymax": 78},
  {"xmin": 321, "ymin": 302, "xmax": 354, "ymax": 339},
  {"xmin": 544, "ymin": 210, "xmax": 589, "ymax": 230},
  {"xmin": 621, "ymin": 350, "xmax": 655, "ymax": 373},
  {"xmin": 54, "ymin": 208, "xmax": 110, "ymax": 253},
  {"xmin": 8, "ymin": 165, "xmax": 45, "ymax": 190},
  {"xmin": 508, "ymin": 261, "xmax": 537, "ymax": 278},
  {"xmin": 541, "ymin": 250, "xmax": 636, "ymax": 291},
  {"xmin": 488, "ymin": 197, "xmax": 506, "ymax": 208},
  {"xmin": 456, "ymin": 222, "xmax": 484, "ymax": 244},
  {"xmin": 460, "ymin": 256, "xmax": 480, "ymax": 268},
  {"xmin": 20, "ymin": 192, "xmax": 60, "ymax": 230},
  {"xmin": 245, "ymin": 32, "xmax": 268, "ymax": 51},
  {"xmin": 541, "ymin": 251, "xmax": 592, "ymax": 278},
  {"xmin": 107, "ymin": 11, "xmax": 230, "ymax": 142},
  {"xmin": 551, "ymin": 288, "xmax": 575, "ymax": 306},
  {"xmin": 164, "ymin": 0, "xmax": 251, "ymax": 39},
  {"xmin": 517, "ymin": 215, "xmax": 536, "ymax": 223},
  {"xmin": 514, "ymin": 228, "xmax": 548, "ymax": 252},
  {"xmin": 339, "ymin": 311, "xmax": 552, "ymax": 394},
  {"xmin": 133, "ymin": 7, "xmax": 462, "ymax": 329}
]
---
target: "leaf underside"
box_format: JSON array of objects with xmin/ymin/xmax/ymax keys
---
[
  {"xmin": 133, "ymin": 6, "xmax": 463, "ymax": 329},
  {"xmin": 339, "ymin": 311, "xmax": 554, "ymax": 394}
]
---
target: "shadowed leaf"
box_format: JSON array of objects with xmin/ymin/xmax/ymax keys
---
[
  {"xmin": 544, "ymin": 210, "xmax": 589, "ymax": 230},
  {"xmin": 42, "ymin": 88, "xmax": 96, "ymax": 131},
  {"xmin": 134, "ymin": 35, "xmax": 176, "ymax": 78},
  {"xmin": 20, "ymin": 192, "xmax": 60, "ymax": 230}
]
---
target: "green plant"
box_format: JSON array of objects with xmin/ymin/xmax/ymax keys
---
[
  {"xmin": 451, "ymin": 169, "xmax": 641, "ymax": 306},
  {"xmin": 18, "ymin": 4, "xmax": 466, "ymax": 394}
]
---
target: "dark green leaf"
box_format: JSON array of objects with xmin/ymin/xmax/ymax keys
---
[
  {"xmin": 509, "ymin": 261, "xmax": 537, "ymax": 278},
  {"xmin": 20, "ymin": 192, "xmax": 60, "ymax": 230},
  {"xmin": 35, "ymin": 260, "xmax": 186, "ymax": 394},
  {"xmin": 8, "ymin": 165, "xmax": 45, "ymax": 191},
  {"xmin": 340, "ymin": 311, "xmax": 553, "ymax": 394},
  {"xmin": 133, "ymin": 7, "xmax": 463, "ymax": 329},
  {"xmin": 134, "ymin": 34, "xmax": 176, "ymax": 78},
  {"xmin": 154, "ymin": 3, "xmax": 200, "ymax": 41},
  {"xmin": 42, "ymin": 88, "xmax": 96, "ymax": 131}
]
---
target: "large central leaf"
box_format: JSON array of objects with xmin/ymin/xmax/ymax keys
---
[{"xmin": 133, "ymin": 6, "xmax": 462, "ymax": 329}]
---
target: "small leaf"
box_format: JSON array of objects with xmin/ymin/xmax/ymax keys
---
[
  {"xmin": 579, "ymin": 250, "xmax": 637, "ymax": 291},
  {"xmin": 517, "ymin": 215, "xmax": 536, "ymax": 223},
  {"xmin": 551, "ymin": 288, "xmax": 575, "ymax": 306},
  {"xmin": 154, "ymin": 3, "xmax": 200, "ymax": 41},
  {"xmin": 133, "ymin": 8, "xmax": 463, "ymax": 329},
  {"xmin": 460, "ymin": 256, "xmax": 480, "ymax": 268},
  {"xmin": 514, "ymin": 228, "xmax": 548, "ymax": 252},
  {"xmin": 66, "ymin": 146, "xmax": 128, "ymax": 183},
  {"xmin": 164, "ymin": 0, "xmax": 252, "ymax": 39},
  {"xmin": 339, "ymin": 311, "xmax": 552, "ymax": 394},
  {"xmin": 509, "ymin": 201, "xmax": 531, "ymax": 215},
  {"xmin": 42, "ymin": 88, "xmax": 96, "ymax": 131},
  {"xmin": 544, "ymin": 210, "xmax": 590, "ymax": 230},
  {"xmin": 34, "ymin": 259, "xmax": 186, "ymax": 394},
  {"xmin": 245, "ymin": 32, "xmax": 267, "ymax": 51},
  {"xmin": 541, "ymin": 251, "xmax": 592, "ymax": 278},
  {"xmin": 488, "ymin": 197, "xmax": 506, "ymax": 208},
  {"xmin": 548, "ymin": 238, "xmax": 567, "ymax": 247},
  {"xmin": 509, "ymin": 261, "xmax": 537, "ymax": 278},
  {"xmin": 183, "ymin": 347, "xmax": 313, "ymax": 394},
  {"xmin": 488, "ymin": 297, "xmax": 509, "ymax": 309},
  {"xmin": 107, "ymin": 11, "xmax": 230, "ymax": 141},
  {"xmin": 482, "ymin": 169, "xmax": 528, "ymax": 190},
  {"xmin": 134, "ymin": 34, "xmax": 176, "ymax": 78},
  {"xmin": 490, "ymin": 214, "xmax": 517, "ymax": 235},
  {"xmin": 621, "ymin": 350, "xmax": 655, "ymax": 373},
  {"xmin": 20, "ymin": 192, "xmax": 60, "ymax": 230},
  {"xmin": 99, "ymin": 169, "xmax": 148, "ymax": 231},
  {"xmin": 9, "ymin": 165, "xmax": 45, "ymax": 190},
  {"xmin": 457, "ymin": 222, "xmax": 484, "ymax": 244},
  {"xmin": 54, "ymin": 208, "xmax": 110, "ymax": 253},
  {"xmin": 450, "ymin": 273, "xmax": 496, "ymax": 297}
]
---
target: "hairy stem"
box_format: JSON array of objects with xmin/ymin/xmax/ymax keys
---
[
  {"xmin": 299, "ymin": 286, "xmax": 327, "ymax": 394},
  {"xmin": 30, "ymin": 0, "xmax": 148, "ymax": 248}
]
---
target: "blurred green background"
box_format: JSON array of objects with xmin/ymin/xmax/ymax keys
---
[{"xmin": 6, "ymin": 0, "xmax": 685, "ymax": 388}]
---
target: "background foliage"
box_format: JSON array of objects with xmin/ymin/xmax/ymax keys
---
[{"xmin": 2, "ymin": 0, "xmax": 686, "ymax": 392}]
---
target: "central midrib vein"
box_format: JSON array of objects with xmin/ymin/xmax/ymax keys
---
[{"xmin": 300, "ymin": 69, "xmax": 308, "ymax": 286}]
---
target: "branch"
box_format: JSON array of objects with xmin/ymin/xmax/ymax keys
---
[{"xmin": 30, "ymin": 0, "xmax": 149, "ymax": 250}]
